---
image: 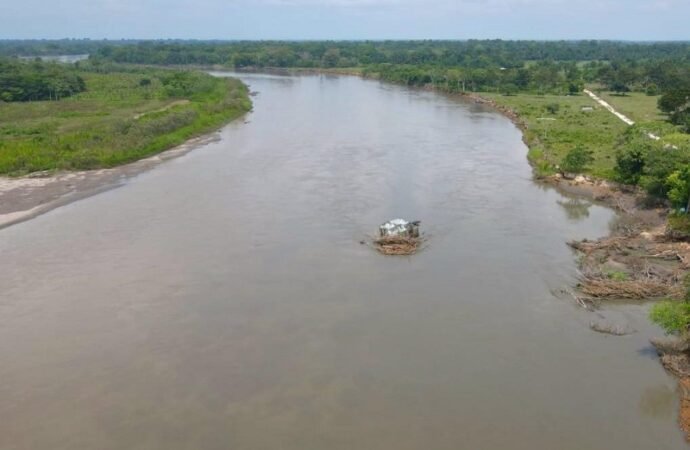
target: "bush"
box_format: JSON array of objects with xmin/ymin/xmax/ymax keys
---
[
  {"xmin": 614, "ymin": 145, "xmax": 646, "ymax": 185},
  {"xmin": 560, "ymin": 145, "xmax": 593, "ymax": 174},
  {"xmin": 606, "ymin": 270, "xmax": 629, "ymax": 281},
  {"xmin": 666, "ymin": 166, "xmax": 690, "ymax": 209},
  {"xmin": 668, "ymin": 213, "xmax": 690, "ymax": 237},
  {"xmin": 650, "ymin": 300, "xmax": 690, "ymax": 335},
  {"xmin": 645, "ymin": 84, "xmax": 659, "ymax": 96},
  {"xmin": 545, "ymin": 102, "xmax": 560, "ymax": 115}
]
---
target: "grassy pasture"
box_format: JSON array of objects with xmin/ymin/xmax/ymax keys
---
[{"xmin": 0, "ymin": 68, "xmax": 251, "ymax": 175}]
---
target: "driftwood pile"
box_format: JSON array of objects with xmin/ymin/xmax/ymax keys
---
[
  {"xmin": 566, "ymin": 234, "xmax": 686, "ymax": 300},
  {"xmin": 374, "ymin": 236, "xmax": 421, "ymax": 256},
  {"xmin": 579, "ymin": 276, "xmax": 672, "ymax": 299}
]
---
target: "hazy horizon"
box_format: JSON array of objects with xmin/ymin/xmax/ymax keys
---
[{"xmin": 1, "ymin": 0, "xmax": 688, "ymax": 41}]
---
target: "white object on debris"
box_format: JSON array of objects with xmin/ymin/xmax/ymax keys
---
[{"xmin": 379, "ymin": 219, "xmax": 420, "ymax": 238}]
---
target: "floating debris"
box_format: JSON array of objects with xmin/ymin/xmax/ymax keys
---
[{"xmin": 374, "ymin": 219, "xmax": 422, "ymax": 256}]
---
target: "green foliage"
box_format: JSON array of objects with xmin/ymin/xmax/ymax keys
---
[
  {"xmin": 640, "ymin": 143, "xmax": 690, "ymax": 198},
  {"xmin": 614, "ymin": 145, "xmax": 646, "ymax": 184},
  {"xmin": 650, "ymin": 300, "xmax": 690, "ymax": 335},
  {"xmin": 159, "ymin": 71, "xmax": 217, "ymax": 99},
  {"xmin": 0, "ymin": 57, "xmax": 86, "ymax": 101},
  {"xmin": 545, "ymin": 102, "xmax": 560, "ymax": 114},
  {"xmin": 668, "ymin": 213, "xmax": 690, "ymax": 236},
  {"xmin": 659, "ymin": 88, "xmax": 690, "ymax": 131},
  {"xmin": 560, "ymin": 145, "xmax": 594, "ymax": 174},
  {"xmin": 666, "ymin": 166, "xmax": 690, "ymax": 209},
  {"xmin": 502, "ymin": 83, "xmax": 518, "ymax": 96},
  {"xmin": 646, "ymin": 84, "xmax": 659, "ymax": 96},
  {"xmin": 0, "ymin": 66, "xmax": 251, "ymax": 175},
  {"xmin": 527, "ymin": 147, "xmax": 556, "ymax": 177},
  {"xmin": 614, "ymin": 128, "xmax": 690, "ymax": 201},
  {"xmin": 610, "ymin": 81, "xmax": 630, "ymax": 95},
  {"xmin": 659, "ymin": 88, "xmax": 690, "ymax": 114},
  {"xmin": 605, "ymin": 270, "xmax": 629, "ymax": 281}
]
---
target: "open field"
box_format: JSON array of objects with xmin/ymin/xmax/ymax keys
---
[
  {"xmin": 0, "ymin": 68, "xmax": 251, "ymax": 176},
  {"xmin": 482, "ymin": 92, "xmax": 627, "ymax": 179},
  {"xmin": 596, "ymin": 91, "xmax": 666, "ymax": 123}
]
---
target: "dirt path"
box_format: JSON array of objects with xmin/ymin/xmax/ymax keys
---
[
  {"xmin": 584, "ymin": 89, "xmax": 661, "ymax": 140},
  {"xmin": 133, "ymin": 100, "xmax": 191, "ymax": 120}
]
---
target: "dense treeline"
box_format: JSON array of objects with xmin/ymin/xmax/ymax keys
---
[
  {"xmin": 4, "ymin": 39, "xmax": 681, "ymax": 67},
  {"xmin": 92, "ymin": 41, "xmax": 690, "ymax": 96},
  {"xmin": 0, "ymin": 57, "xmax": 86, "ymax": 101},
  {"xmin": 365, "ymin": 58, "xmax": 690, "ymax": 94},
  {"xmin": 2, "ymin": 40, "xmax": 689, "ymax": 97},
  {"xmin": 0, "ymin": 39, "xmax": 119, "ymax": 57}
]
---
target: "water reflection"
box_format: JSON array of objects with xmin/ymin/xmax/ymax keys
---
[
  {"xmin": 639, "ymin": 385, "xmax": 676, "ymax": 419},
  {"xmin": 558, "ymin": 198, "xmax": 592, "ymax": 221}
]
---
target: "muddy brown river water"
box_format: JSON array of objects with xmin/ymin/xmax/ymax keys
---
[{"xmin": 0, "ymin": 72, "xmax": 687, "ymax": 449}]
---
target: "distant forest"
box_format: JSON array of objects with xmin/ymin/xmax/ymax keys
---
[
  {"xmin": 2, "ymin": 40, "xmax": 689, "ymax": 94},
  {"xmin": 1, "ymin": 40, "xmax": 688, "ymax": 128}
]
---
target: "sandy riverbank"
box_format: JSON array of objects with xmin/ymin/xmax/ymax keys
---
[{"xmin": 0, "ymin": 133, "xmax": 221, "ymax": 229}]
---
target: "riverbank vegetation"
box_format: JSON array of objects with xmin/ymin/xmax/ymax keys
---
[{"xmin": 0, "ymin": 60, "xmax": 251, "ymax": 175}]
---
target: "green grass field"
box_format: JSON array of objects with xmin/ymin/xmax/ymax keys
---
[
  {"xmin": 0, "ymin": 68, "xmax": 251, "ymax": 176},
  {"xmin": 597, "ymin": 91, "xmax": 665, "ymax": 123},
  {"xmin": 597, "ymin": 91, "xmax": 690, "ymax": 149},
  {"xmin": 482, "ymin": 92, "xmax": 627, "ymax": 179}
]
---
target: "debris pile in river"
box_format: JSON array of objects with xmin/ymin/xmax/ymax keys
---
[
  {"xmin": 374, "ymin": 219, "xmax": 422, "ymax": 256},
  {"xmin": 567, "ymin": 232, "xmax": 686, "ymax": 300}
]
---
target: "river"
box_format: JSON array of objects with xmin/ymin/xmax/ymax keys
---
[{"xmin": 0, "ymin": 72, "xmax": 686, "ymax": 449}]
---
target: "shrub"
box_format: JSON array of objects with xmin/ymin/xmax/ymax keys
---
[
  {"xmin": 545, "ymin": 103, "xmax": 560, "ymax": 115},
  {"xmin": 650, "ymin": 300, "xmax": 690, "ymax": 335},
  {"xmin": 560, "ymin": 145, "xmax": 593, "ymax": 174},
  {"xmin": 614, "ymin": 145, "xmax": 646, "ymax": 185},
  {"xmin": 666, "ymin": 166, "xmax": 690, "ymax": 209},
  {"xmin": 606, "ymin": 270, "xmax": 629, "ymax": 281},
  {"xmin": 645, "ymin": 84, "xmax": 659, "ymax": 96}
]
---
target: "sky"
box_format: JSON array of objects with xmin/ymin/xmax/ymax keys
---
[{"xmin": 0, "ymin": 0, "xmax": 688, "ymax": 40}]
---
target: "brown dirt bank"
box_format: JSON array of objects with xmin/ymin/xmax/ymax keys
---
[{"xmin": 0, "ymin": 133, "xmax": 221, "ymax": 230}]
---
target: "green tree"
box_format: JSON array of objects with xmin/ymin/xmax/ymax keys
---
[
  {"xmin": 659, "ymin": 88, "xmax": 690, "ymax": 131},
  {"xmin": 610, "ymin": 81, "xmax": 630, "ymax": 95}
]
